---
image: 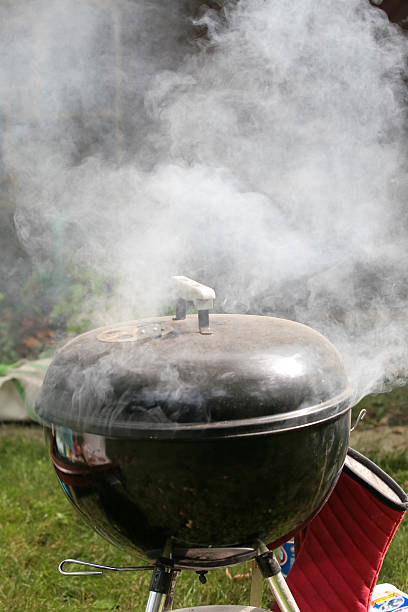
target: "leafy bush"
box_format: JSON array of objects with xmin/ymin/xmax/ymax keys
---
[{"xmin": 0, "ymin": 264, "xmax": 114, "ymax": 363}]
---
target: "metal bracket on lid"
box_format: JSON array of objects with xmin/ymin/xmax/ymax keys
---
[{"xmin": 172, "ymin": 276, "xmax": 216, "ymax": 335}]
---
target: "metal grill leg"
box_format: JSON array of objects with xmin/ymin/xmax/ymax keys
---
[
  {"xmin": 255, "ymin": 545, "xmax": 300, "ymax": 612},
  {"xmin": 145, "ymin": 566, "xmax": 174, "ymax": 612},
  {"xmin": 264, "ymin": 572, "xmax": 300, "ymax": 612},
  {"xmin": 145, "ymin": 590, "xmax": 165, "ymax": 612},
  {"xmin": 163, "ymin": 570, "xmax": 179, "ymax": 611}
]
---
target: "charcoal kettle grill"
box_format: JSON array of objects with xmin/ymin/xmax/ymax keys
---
[
  {"xmin": 35, "ymin": 276, "xmax": 356, "ymax": 610},
  {"xmin": 25, "ymin": 0, "xmax": 408, "ymax": 608}
]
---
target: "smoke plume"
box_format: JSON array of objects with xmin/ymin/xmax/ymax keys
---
[{"xmin": 2, "ymin": 0, "xmax": 408, "ymax": 401}]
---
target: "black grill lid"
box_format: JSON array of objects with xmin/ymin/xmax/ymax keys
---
[{"xmin": 35, "ymin": 314, "xmax": 351, "ymax": 439}]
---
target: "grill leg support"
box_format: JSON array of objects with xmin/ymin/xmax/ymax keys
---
[
  {"xmin": 145, "ymin": 591, "xmax": 165, "ymax": 612},
  {"xmin": 145, "ymin": 566, "xmax": 175, "ymax": 612},
  {"xmin": 256, "ymin": 549, "xmax": 300, "ymax": 612},
  {"xmin": 163, "ymin": 570, "xmax": 179, "ymax": 611}
]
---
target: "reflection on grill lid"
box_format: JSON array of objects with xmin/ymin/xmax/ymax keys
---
[{"xmin": 36, "ymin": 314, "xmax": 351, "ymax": 439}]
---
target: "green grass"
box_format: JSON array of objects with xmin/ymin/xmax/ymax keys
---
[
  {"xmin": 352, "ymin": 385, "xmax": 408, "ymax": 426},
  {"xmin": 0, "ymin": 421, "xmax": 407, "ymax": 611}
]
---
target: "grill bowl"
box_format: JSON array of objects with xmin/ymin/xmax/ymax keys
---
[{"xmin": 37, "ymin": 314, "xmax": 352, "ymax": 569}]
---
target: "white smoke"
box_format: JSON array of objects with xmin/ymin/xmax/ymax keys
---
[{"xmin": 2, "ymin": 0, "xmax": 408, "ymax": 401}]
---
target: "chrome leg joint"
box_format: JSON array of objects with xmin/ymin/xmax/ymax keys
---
[
  {"xmin": 145, "ymin": 565, "xmax": 177, "ymax": 612},
  {"xmin": 255, "ymin": 542, "xmax": 300, "ymax": 612}
]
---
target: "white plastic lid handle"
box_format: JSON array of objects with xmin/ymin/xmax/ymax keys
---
[{"xmin": 172, "ymin": 276, "xmax": 215, "ymax": 311}]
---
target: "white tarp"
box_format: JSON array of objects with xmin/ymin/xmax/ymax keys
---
[{"xmin": 0, "ymin": 359, "xmax": 51, "ymax": 421}]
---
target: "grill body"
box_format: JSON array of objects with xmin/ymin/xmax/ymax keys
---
[
  {"xmin": 38, "ymin": 314, "xmax": 352, "ymax": 569},
  {"xmin": 49, "ymin": 409, "xmax": 350, "ymax": 569}
]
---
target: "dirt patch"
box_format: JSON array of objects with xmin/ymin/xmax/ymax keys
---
[
  {"xmin": 0, "ymin": 422, "xmax": 43, "ymax": 439},
  {"xmin": 351, "ymin": 424, "xmax": 408, "ymax": 456}
]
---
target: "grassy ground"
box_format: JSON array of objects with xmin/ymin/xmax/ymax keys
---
[
  {"xmin": 354, "ymin": 385, "xmax": 408, "ymax": 426},
  {"xmin": 1, "ymin": 387, "xmax": 407, "ymax": 610}
]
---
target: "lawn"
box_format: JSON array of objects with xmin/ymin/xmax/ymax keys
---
[{"xmin": 1, "ymin": 387, "xmax": 407, "ymax": 611}]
